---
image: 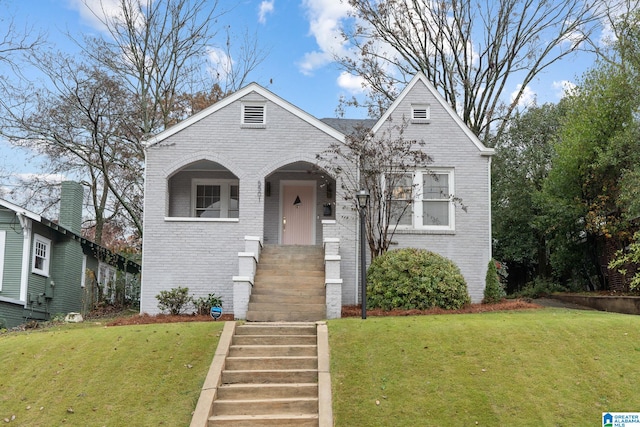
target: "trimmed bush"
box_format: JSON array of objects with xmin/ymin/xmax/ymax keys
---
[
  {"xmin": 156, "ymin": 286, "xmax": 191, "ymax": 315},
  {"xmin": 367, "ymin": 248, "xmax": 471, "ymax": 310},
  {"xmin": 483, "ymin": 259, "xmax": 506, "ymax": 304}
]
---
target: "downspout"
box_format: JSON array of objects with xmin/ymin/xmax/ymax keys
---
[
  {"xmin": 16, "ymin": 212, "xmax": 32, "ymax": 305},
  {"xmin": 488, "ymin": 156, "xmax": 493, "ymax": 260},
  {"xmin": 354, "ymin": 158, "xmax": 361, "ymax": 306}
]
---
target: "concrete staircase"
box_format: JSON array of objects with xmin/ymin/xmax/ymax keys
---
[
  {"xmin": 207, "ymin": 322, "xmax": 327, "ymax": 426},
  {"xmin": 247, "ymin": 245, "xmax": 326, "ymax": 322}
]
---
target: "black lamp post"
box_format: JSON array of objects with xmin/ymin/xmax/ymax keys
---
[{"xmin": 356, "ymin": 189, "xmax": 370, "ymax": 319}]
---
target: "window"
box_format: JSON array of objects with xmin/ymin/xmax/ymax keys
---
[
  {"xmin": 242, "ymin": 102, "xmax": 266, "ymax": 125},
  {"xmin": 411, "ymin": 104, "xmax": 430, "ymax": 122},
  {"xmin": 389, "ymin": 169, "xmax": 454, "ymax": 230},
  {"xmin": 32, "ymin": 235, "xmax": 51, "ymax": 276},
  {"xmin": 192, "ymin": 179, "xmax": 239, "ymax": 218},
  {"xmin": 388, "ymin": 174, "xmax": 413, "ymax": 227},
  {"xmin": 98, "ymin": 262, "xmax": 116, "ymax": 286},
  {"xmin": 421, "ymin": 172, "xmax": 451, "ymax": 227}
]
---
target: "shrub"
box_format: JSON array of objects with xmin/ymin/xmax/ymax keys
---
[
  {"xmin": 513, "ymin": 278, "xmax": 566, "ymax": 299},
  {"xmin": 192, "ymin": 293, "xmax": 223, "ymax": 316},
  {"xmin": 483, "ymin": 259, "xmax": 506, "ymax": 304},
  {"xmin": 367, "ymin": 248, "xmax": 471, "ymax": 310},
  {"xmin": 156, "ymin": 286, "xmax": 191, "ymax": 315}
]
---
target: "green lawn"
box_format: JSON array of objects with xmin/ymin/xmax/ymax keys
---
[
  {"xmin": 328, "ymin": 308, "xmax": 640, "ymax": 427},
  {"xmin": 0, "ymin": 320, "xmax": 223, "ymax": 426},
  {"xmin": 2, "ymin": 309, "xmax": 639, "ymax": 427}
]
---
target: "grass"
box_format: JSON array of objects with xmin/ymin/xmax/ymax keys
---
[
  {"xmin": 3, "ymin": 308, "xmax": 640, "ymax": 426},
  {"xmin": 0, "ymin": 320, "xmax": 223, "ymax": 426},
  {"xmin": 328, "ymin": 308, "xmax": 640, "ymax": 427}
]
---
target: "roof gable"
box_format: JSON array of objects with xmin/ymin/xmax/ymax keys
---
[
  {"xmin": 146, "ymin": 83, "xmax": 346, "ymax": 147},
  {"xmin": 371, "ymin": 73, "xmax": 494, "ymax": 156}
]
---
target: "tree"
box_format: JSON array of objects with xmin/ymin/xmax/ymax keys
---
[
  {"xmin": 337, "ymin": 0, "xmax": 603, "ymax": 141},
  {"xmin": 317, "ymin": 118, "xmax": 433, "ymax": 258},
  {"xmin": 0, "ymin": 1, "xmax": 45, "ymax": 77},
  {"xmin": 79, "ymin": 0, "xmax": 265, "ymax": 136},
  {"xmin": 491, "ymin": 103, "xmax": 565, "ymax": 288},
  {"xmin": 0, "ymin": 53, "xmax": 141, "ymax": 246},
  {"xmin": 1, "ymin": 0, "xmax": 266, "ymax": 244},
  {"xmin": 540, "ymin": 55, "xmax": 640, "ymax": 288}
]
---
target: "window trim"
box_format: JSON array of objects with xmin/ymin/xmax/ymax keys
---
[
  {"xmin": 191, "ymin": 178, "xmax": 239, "ymax": 219},
  {"xmin": 31, "ymin": 234, "xmax": 52, "ymax": 277},
  {"xmin": 390, "ymin": 169, "xmax": 455, "ymax": 231}
]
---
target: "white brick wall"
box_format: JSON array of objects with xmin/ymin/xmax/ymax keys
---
[{"xmin": 141, "ymin": 79, "xmax": 492, "ymax": 315}]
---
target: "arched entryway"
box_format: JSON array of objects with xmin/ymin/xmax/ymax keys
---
[{"xmin": 262, "ymin": 161, "xmax": 336, "ymax": 245}]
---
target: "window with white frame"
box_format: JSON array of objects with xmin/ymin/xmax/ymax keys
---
[
  {"xmin": 242, "ymin": 102, "xmax": 266, "ymax": 125},
  {"xmin": 98, "ymin": 261, "xmax": 116, "ymax": 290},
  {"xmin": 32, "ymin": 234, "xmax": 51, "ymax": 276},
  {"xmin": 389, "ymin": 169, "xmax": 455, "ymax": 230},
  {"xmin": 192, "ymin": 179, "xmax": 239, "ymax": 218}
]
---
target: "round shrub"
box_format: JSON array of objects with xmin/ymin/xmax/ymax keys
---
[{"xmin": 367, "ymin": 248, "xmax": 471, "ymax": 310}]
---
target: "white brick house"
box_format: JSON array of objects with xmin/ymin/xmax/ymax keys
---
[{"xmin": 140, "ymin": 73, "xmax": 494, "ymax": 318}]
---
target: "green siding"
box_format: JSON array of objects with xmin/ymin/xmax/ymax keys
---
[
  {"xmin": 0, "ymin": 210, "xmax": 26, "ymax": 300},
  {"xmin": 0, "ymin": 300, "xmax": 25, "ymax": 329}
]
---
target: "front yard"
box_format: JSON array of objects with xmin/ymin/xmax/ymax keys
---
[{"xmin": 2, "ymin": 306, "xmax": 639, "ymax": 426}]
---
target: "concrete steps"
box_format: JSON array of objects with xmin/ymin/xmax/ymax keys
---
[
  {"xmin": 246, "ymin": 245, "xmax": 326, "ymax": 322},
  {"xmin": 207, "ymin": 323, "xmax": 323, "ymax": 427}
]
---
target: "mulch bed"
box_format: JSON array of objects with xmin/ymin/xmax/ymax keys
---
[{"xmin": 106, "ymin": 300, "xmax": 540, "ymax": 326}]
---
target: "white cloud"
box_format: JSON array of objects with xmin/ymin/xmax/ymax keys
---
[
  {"xmin": 67, "ymin": 0, "xmax": 122, "ymax": 32},
  {"xmin": 553, "ymin": 80, "xmax": 576, "ymax": 98},
  {"xmin": 299, "ymin": 0, "xmax": 352, "ymax": 74},
  {"xmin": 258, "ymin": 1, "xmax": 275, "ymax": 24},
  {"xmin": 207, "ymin": 47, "xmax": 234, "ymax": 82},
  {"xmin": 336, "ymin": 72, "xmax": 366, "ymax": 94},
  {"xmin": 511, "ymin": 84, "xmax": 536, "ymax": 108}
]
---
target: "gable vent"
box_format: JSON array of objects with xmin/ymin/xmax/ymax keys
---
[
  {"xmin": 411, "ymin": 104, "xmax": 430, "ymax": 122},
  {"xmin": 243, "ymin": 104, "xmax": 265, "ymax": 125}
]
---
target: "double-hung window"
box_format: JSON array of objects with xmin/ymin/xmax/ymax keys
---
[
  {"xmin": 32, "ymin": 234, "xmax": 51, "ymax": 276},
  {"xmin": 389, "ymin": 169, "xmax": 455, "ymax": 231},
  {"xmin": 420, "ymin": 171, "xmax": 453, "ymax": 228},
  {"xmin": 192, "ymin": 179, "xmax": 239, "ymax": 218}
]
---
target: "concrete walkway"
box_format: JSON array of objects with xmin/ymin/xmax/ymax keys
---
[{"xmin": 190, "ymin": 321, "xmax": 333, "ymax": 427}]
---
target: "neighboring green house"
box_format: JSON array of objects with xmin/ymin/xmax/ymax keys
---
[{"xmin": 0, "ymin": 181, "xmax": 140, "ymax": 329}]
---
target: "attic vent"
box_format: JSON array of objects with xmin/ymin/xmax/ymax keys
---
[
  {"xmin": 242, "ymin": 103, "xmax": 266, "ymax": 125},
  {"xmin": 411, "ymin": 104, "xmax": 430, "ymax": 122}
]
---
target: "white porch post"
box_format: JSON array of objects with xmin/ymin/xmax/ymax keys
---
[
  {"xmin": 232, "ymin": 236, "xmax": 262, "ymax": 319},
  {"xmin": 323, "ymin": 220, "xmax": 342, "ymax": 318}
]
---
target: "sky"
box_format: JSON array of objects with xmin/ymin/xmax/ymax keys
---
[{"xmin": 0, "ymin": 0, "xmax": 604, "ymax": 199}]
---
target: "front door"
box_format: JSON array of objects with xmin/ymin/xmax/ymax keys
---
[{"xmin": 281, "ymin": 182, "xmax": 315, "ymax": 245}]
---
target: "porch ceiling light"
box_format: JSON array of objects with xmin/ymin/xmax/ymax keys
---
[{"xmin": 356, "ymin": 189, "xmax": 370, "ymax": 209}]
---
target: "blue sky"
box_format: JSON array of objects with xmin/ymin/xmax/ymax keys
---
[{"xmin": 1, "ymin": 0, "xmax": 603, "ymax": 193}]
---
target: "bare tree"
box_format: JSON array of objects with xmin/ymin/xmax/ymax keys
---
[
  {"xmin": 0, "ymin": 52, "xmax": 142, "ymax": 245},
  {"xmin": 317, "ymin": 118, "xmax": 434, "ymax": 258},
  {"xmin": 0, "ymin": 1, "xmax": 46, "ymax": 75},
  {"xmin": 1, "ymin": 0, "xmax": 267, "ymax": 245},
  {"xmin": 79, "ymin": 0, "xmax": 266, "ymax": 136},
  {"xmin": 339, "ymin": 0, "xmax": 604, "ymax": 142}
]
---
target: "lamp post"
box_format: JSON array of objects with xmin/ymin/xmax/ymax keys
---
[{"xmin": 356, "ymin": 189, "xmax": 370, "ymax": 319}]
